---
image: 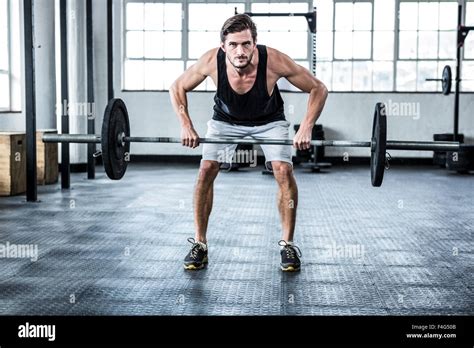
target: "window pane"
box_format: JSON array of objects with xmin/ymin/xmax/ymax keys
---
[
  {"xmin": 353, "ymin": 31, "xmax": 371, "ymax": 59},
  {"xmin": 124, "ymin": 60, "xmax": 144, "ymax": 90},
  {"xmin": 317, "ymin": 0, "xmax": 333, "ymax": 32},
  {"xmin": 163, "ymin": 3, "xmax": 182, "ymax": 30},
  {"xmin": 417, "ymin": 61, "xmax": 438, "ymax": 91},
  {"xmin": 144, "ymin": 61, "xmax": 183, "ymax": 90},
  {"xmin": 418, "ymin": 31, "xmax": 438, "ymax": 59},
  {"xmin": 396, "ymin": 61, "xmax": 416, "ymax": 91},
  {"xmin": 0, "ymin": 0, "xmax": 8, "ymax": 70},
  {"xmin": 251, "ymin": 2, "xmax": 308, "ymax": 13},
  {"xmin": 144, "ymin": 32, "xmax": 181, "ymax": 59},
  {"xmin": 163, "ymin": 32, "xmax": 181, "ymax": 58},
  {"xmin": 461, "ymin": 61, "xmax": 474, "ymax": 91},
  {"xmin": 466, "ymin": 2, "xmax": 474, "ymax": 26},
  {"xmin": 257, "ymin": 31, "xmax": 307, "ymax": 58},
  {"xmin": 373, "ymin": 31, "xmax": 394, "ymax": 60},
  {"xmin": 439, "ymin": 2, "xmax": 457, "ymax": 30},
  {"xmin": 144, "ymin": 60, "xmax": 162, "ymax": 90},
  {"xmin": 439, "ymin": 31, "xmax": 456, "ymax": 59},
  {"xmin": 418, "ymin": 2, "xmax": 438, "ymax": 31},
  {"xmin": 373, "ymin": 61, "xmax": 393, "ymax": 91},
  {"xmin": 399, "ymin": 2, "xmax": 418, "ymax": 30},
  {"xmin": 254, "ymin": 16, "xmax": 307, "ymax": 32},
  {"xmin": 316, "ymin": 62, "xmax": 332, "ymax": 90},
  {"xmin": 352, "ymin": 61, "xmax": 372, "ymax": 91},
  {"xmin": 334, "ymin": 31, "xmax": 352, "ymax": 59},
  {"xmin": 162, "ymin": 61, "xmax": 184, "ymax": 89},
  {"xmin": 0, "ymin": 73, "xmax": 9, "ymax": 109},
  {"xmin": 464, "ymin": 33, "xmax": 474, "ymax": 59},
  {"xmin": 317, "ymin": 31, "xmax": 333, "ymax": 60},
  {"xmin": 399, "ymin": 31, "xmax": 417, "ymax": 59},
  {"xmin": 189, "ymin": 4, "xmax": 244, "ymax": 31},
  {"xmin": 251, "ymin": 2, "xmax": 308, "ymax": 32},
  {"xmin": 335, "ymin": 3, "xmax": 353, "ymax": 31},
  {"xmin": 144, "ymin": 3, "xmax": 163, "ymax": 30},
  {"xmin": 144, "ymin": 32, "xmax": 163, "ymax": 58},
  {"xmin": 0, "ymin": 35, "xmax": 8, "ymax": 71},
  {"xmin": 126, "ymin": 3, "xmax": 144, "ymax": 30},
  {"xmin": 353, "ymin": 2, "xmax": 372, "ymax": 31},
  {"xmin": 0, "ymin": 44, "xmax": 7, "ymax": 70},
  {"xmin": 374, "ymin": 0, "xmax": 394, "ymax": 30},
  {"xmin": 332, "ymin": 61, "xmax": 352, "ymax": 91},
  {"xmin": 188, "ymin": 32, "xmax": 219, "ymax": 59},
  {"xmin": 126, "ymin": 31, "xmax": 144, "ymax": 58}
]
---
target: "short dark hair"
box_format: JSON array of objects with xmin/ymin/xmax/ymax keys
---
[{"xmin": 220, "ymin": 14, "xmax": 257, "ymax": 43}]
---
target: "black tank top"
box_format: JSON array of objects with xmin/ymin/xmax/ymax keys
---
[{"xmin": 213, "ymin": 45, "xmax": 286, "ymax": 126}]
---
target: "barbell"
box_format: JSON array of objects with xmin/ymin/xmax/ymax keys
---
[{"xmin": 42, "ymin": 98, "xmax": 461, "ymax": 187}]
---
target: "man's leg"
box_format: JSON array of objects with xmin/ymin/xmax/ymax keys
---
[
  {"xmin": 271, "ymin": 161, "xmax": 298, "ymax": 242},
  {"xmin": 193, "ymin": 160, "xmax": 220, "ymax": 243}
]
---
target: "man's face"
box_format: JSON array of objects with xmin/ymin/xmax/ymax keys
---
[{"xmin": 221, "ymin": 29, "xmax": 256, "ymax": 70}]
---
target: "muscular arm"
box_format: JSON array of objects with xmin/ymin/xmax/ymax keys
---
[
  {"xmin": 169, "ymin": 49, "xmax": 217, "ymax": 147},
  {"xmin": 268, "ymin": 48, "xmax": 329, "ymax": 149}
]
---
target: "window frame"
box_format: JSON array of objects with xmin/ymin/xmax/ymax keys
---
[{"xmin": 121, "ymin": 0, "xmax": 474, "ymax": 93}]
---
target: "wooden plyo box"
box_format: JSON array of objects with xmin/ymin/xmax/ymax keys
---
[
  {"xmin": 0, "ymin": 132, "xmax": 26, "ymax": 196},
  {"xmin": 36, "ymin": 130, "xmax": 58, "ymax": 185}
]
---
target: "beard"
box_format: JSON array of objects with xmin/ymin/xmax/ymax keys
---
[{"xmin": 229, "ymin": 51, "xmax": 254, "ymax": 69}]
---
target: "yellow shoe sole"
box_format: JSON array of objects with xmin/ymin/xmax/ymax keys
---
[
  {"xmin": 184, "ymin": 257, "xmax": 208, "ymax": 270},
  {"xmin": 281, "ymin": 265, "xmax": 300, "ymax": 272}
]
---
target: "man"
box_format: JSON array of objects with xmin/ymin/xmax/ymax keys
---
[{"xmin": 169, "ymin": 14, "xmax": 328, "ymax": 272}]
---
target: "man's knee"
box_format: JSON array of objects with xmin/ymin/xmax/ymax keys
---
[
  {"xmin": 198, "ymin": 160, "xmax": 220, "ymax": 181},
  {"xmin": 272, "ymin": 162, "xmax": 294, "ymax": 182}
]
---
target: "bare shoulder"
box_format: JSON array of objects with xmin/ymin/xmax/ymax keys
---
[
  {"xmin": 266, "ymin": 46, "xmax": 298, "ymax": 77},
  {"xmin": 193, "ymin": 48, "xmax": 219, "ymax": 76}
]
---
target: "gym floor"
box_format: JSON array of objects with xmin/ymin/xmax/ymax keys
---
[{"xmin": 0, "ymin": 163, "xmax": 472, "ymax": 315}]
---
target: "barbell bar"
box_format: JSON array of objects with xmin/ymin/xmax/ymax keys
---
[
  {"xmin": 119, "ymin": 136, "xmax": 458, "ymax": 151},
  {"xmin": 42, "ymin": 99, "xmax": 461, "ymax": 186},
  {"xmin": 42, "ymin": 133, "xmax": 460, "ymax": 151}
]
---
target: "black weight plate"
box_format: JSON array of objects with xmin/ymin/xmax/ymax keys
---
[
  {"xmin": 442, "ymin": 65, "xmax": 452, "ymax": 96},
  {"xmin": 102, "ymin": 98, "xmax": 130, "ymax": 180},
  {"xmin": 370, "ymin": 102, "xmax": 387, "ymax": 187}
]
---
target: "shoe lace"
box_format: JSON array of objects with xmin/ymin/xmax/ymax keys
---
[
  {"xmin": 187, "ymin": 237, "xmax": 203, "ymax": 259},
  {"xmin": 278, "ymin": 240, "xmax": 302, "ymax": 259}
]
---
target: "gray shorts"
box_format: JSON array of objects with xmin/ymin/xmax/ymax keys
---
[{"xmin": 202, "ymin": 119, "xmax": 293, "ymax": 171}]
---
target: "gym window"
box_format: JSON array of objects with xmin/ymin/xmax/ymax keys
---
[
  {"xmin": 0, "ymin": 0, "xmax": 21, "ymax": 112},
  {"xmin": 318, "ymin": 0, "xmax": 474, "ymax": 92},
  {"xmin": 397, "ymin": 0, "xmax": 459, "ymax": 91},
  {"xmin": 122, "ymin": 0, "xmax": 473, "ymax": 93},
  {"xmin": 317, "ymin": 0, "xmax": 394, "ymax": 92},
  {"xmin": 123, "ymin": 1, "xmax": 183, "ymax": 90}
]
